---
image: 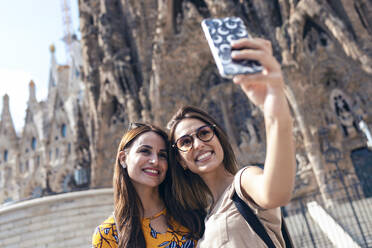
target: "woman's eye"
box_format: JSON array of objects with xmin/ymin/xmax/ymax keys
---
[
  {"xmin": 159, "ymin": 153, "xmax": 168, "ymax": 159},
  {"xmin": 139, "ymin": 149, "xmax": 151, "ymax": 154},
  {"xmin": 199, "ymin": 129, "xmax": 210, "ymax": 138},
  {"xmin": 180, "ymin": 137, "xmax": 192, "ymax": 146}
]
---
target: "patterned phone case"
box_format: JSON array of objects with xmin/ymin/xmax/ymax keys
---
[{"xmin": 201, "ymin": 17, "xmax": 263, "ymax": 79}]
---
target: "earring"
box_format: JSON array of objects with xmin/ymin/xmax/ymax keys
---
[{"xmin": 121, "ymin": 162, "xmax": 127, "ymax": 168}]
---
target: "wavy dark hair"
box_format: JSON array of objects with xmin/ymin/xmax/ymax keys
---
[
  {"xmin": 167, "ymin": 106, "xmax": 239, "ymax": 209},
  {"xmin": 113, "ymin": 123, "xmax": 205, "ymax": 248}
]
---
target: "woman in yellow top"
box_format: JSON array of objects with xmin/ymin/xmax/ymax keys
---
[{"xmin": 92, "ymin": 123, "xmax": 204, "ymax": 248}]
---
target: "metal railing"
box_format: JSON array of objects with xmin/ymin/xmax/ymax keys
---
[{"xmin": 283, "ymin": 182, "xmax": 372, "ymax": 248}]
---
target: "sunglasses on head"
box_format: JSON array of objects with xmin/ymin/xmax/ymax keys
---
[
  {"xmin": 127, "ymin": 122, "xmax": 147, "ymax": 131},
  {"xmin": 173, "ymin": 124, "xmax": 216, "ymax": 152}
]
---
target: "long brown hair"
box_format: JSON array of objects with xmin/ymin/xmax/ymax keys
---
[
  {"xmin": 113, "ymin": 123, "xmax": 204, "ymax": 248},
  {"xmin": 167, "ymin": 106, "xmax": 238, "ymax": 208}
]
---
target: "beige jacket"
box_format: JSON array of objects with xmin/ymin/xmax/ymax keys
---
[{"xmin": 197, "ymin": 167, "xmax": 285, "ymax": 247}]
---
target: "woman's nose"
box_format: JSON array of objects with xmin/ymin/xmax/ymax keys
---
[
  {"xmin": 149, "ymin": 154, "xmax": 158, "ymax": 165},
  {"xmin": 192, "ymin": 136, "xmax": 205, "ymax": 149}
]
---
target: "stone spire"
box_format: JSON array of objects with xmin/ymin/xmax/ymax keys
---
[
  {"xmin": 28, "ymin": 80, "xmax": 37, "ymax": 105},
  {"xmin": 25, "ymin": 80, "xmax": 38, "ymax": 124},
  {"xmin": 47, "ymin": 44, "xmax": 59, "ymax": 117},
  {"xmin": 0, "ymin": 94, "xmax": 17, "ymax": 137},
  {"xmin": 48, "ymin": 44, "xmax": 58, "ymax": 90}
]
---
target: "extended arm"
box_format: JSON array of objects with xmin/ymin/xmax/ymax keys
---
[{"xmin": 231, "ymin": 38, "xmax": 296, "ymax": 209}]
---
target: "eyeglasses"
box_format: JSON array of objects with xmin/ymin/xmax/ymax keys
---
[{"xmin": 173, "ymin": 124, "xmax": 216, "ymax": 152}]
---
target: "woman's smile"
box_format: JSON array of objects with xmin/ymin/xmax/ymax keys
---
[
  {"xmin": 142, "ymin": 167, "xmax": 161, "ymax": 176},
  {"xmin": 195, "ymin": 150, "xmax": 214, "ymax": 162}
]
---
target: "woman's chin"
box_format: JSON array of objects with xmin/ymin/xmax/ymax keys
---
[{"xmin": 192, "ymin": 160, "xmax": 221, "ymax": 175}]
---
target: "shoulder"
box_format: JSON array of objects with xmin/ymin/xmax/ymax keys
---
[
  {"xmin": 92, "ymin": 216, "xmax": 118, "ymax": 248},
  {"xmin": 232, "ymin": 166, "xmax": 262, "ymax": 209},
  {"xmin": 95, "ymin": 216, "xmax": 116, "ymax": 231},
  {"xmin": 241, "ymin": 165, "xmax": 263, "ymax": 179},
  {"xmin": 235, "ymin": 165, "xmax": 263, "ymax": 185}
]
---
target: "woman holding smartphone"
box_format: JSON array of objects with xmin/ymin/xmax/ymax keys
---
[
  {"xmin": 167, "ymin": 38, "xmax": 296, "ymax": 247},
  {"xmin": 92, "ymin": 123, "xmax": 204, "ymax": 248}
]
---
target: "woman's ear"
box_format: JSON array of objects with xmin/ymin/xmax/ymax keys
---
[{"xmin": 118, "ymin": 151, "xmax": 127, "ymax": 168}]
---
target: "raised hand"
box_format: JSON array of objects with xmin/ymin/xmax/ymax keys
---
[{"xmin": 231, "ymin": 38, "xmax": 289, "ymax": 120}]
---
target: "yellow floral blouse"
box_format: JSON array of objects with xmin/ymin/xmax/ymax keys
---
[{"xmin": 92, "ymin": 209, "xmax": 196, "ymax": 248}]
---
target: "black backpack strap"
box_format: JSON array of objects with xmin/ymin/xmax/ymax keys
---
[
  {"xmin": 281, "ymin": 217, "xmax": 294, "ymax": 248},
  {"xmin": 232, "ymin": 192, "xmax": 276, "ymax": 248}
]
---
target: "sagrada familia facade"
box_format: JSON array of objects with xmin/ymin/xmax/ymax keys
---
[
  {"xmin": 0, "ymin": 37, "xmax": 89, "ymax": 203},
  {"xmin": 1, "ymin": 0, "xmax": 371, "ymax": 207}
]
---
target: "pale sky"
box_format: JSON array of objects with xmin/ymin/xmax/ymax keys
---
[{"xmin": 0, "ymin": 0, "xmax": 80, "ymax": 133}]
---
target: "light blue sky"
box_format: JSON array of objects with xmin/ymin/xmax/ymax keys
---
[{"xmin": 0, "ymin": 0, "xmax": 80, "ymax": 133}]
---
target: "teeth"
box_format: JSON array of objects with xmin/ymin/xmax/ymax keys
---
[
  {"xmin": 197, "ymin": 152, "xmax": 211, "ymax": 161},
  {"xmin": 144, "ymin": 169, "xmax": 159, "ymax": 174}
]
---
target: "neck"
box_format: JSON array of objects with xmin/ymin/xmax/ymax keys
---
[
  {"xmin": 200, "ymin": 164, "xmax": 234, "ymax": 203},
  {"xmin": 135, "ymin": 185, "xmax": 165, "ymax": 218}
]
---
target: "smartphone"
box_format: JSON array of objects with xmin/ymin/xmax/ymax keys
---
[{"xmin": 201, "ymin": 17, "xmax": 263, "ymax": 79}]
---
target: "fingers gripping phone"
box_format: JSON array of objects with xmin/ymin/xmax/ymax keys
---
[{"xmin": 201, "ymin": 17, "xmax": 263, "ymax": 79}]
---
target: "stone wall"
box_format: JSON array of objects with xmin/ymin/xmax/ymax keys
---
[{"xmin": 0, "ymin": 188, "xmax": 113, "ymax": 248}]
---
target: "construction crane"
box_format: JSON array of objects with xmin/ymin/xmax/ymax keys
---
[{"xmin": 61, "ymin": 0, "xmax": 73, "ymax": 57}]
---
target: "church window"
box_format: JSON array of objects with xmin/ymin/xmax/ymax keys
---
[
  {"xmin": 31, "ymin": 137, "xmax": 37, "ymax": 151},
  {"xmin": 36, "ymin": 156, "xmax": 40, "ymax": 166},
  {"xmin": 4, "ymin": 150, "xmax": 8, "ymax": 162},
  {"xmin": 330, "ymin": 89, "xmax": 356, "ymax": 137},
  {"xmin": 351, "ymin": 148, "xmax": 372, "ymax": 197},
  {"xmin": 68, "ymin": 143, "xmax": 71, "ymax": 154},
  {"xmin": 74, "ymin": 167, "xmax": 89, "ymax": 187},
  {"xmin": 25, "ymin": 160, "xmax": 29, "ymax": 171},
  {"xmin": 303, "ymin": 19, "xmax": 329, "ymax": 53},
  {"xmin": 19, "ymin": 163, "xmax": 24, "ymax": 173},
  {"xmin": 61, "ymin": 124, "xmax": 67, "ymax": 138},
  {"xmin": 56, "ymin": 148, "xmax": 59, "ymax": 158}
]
